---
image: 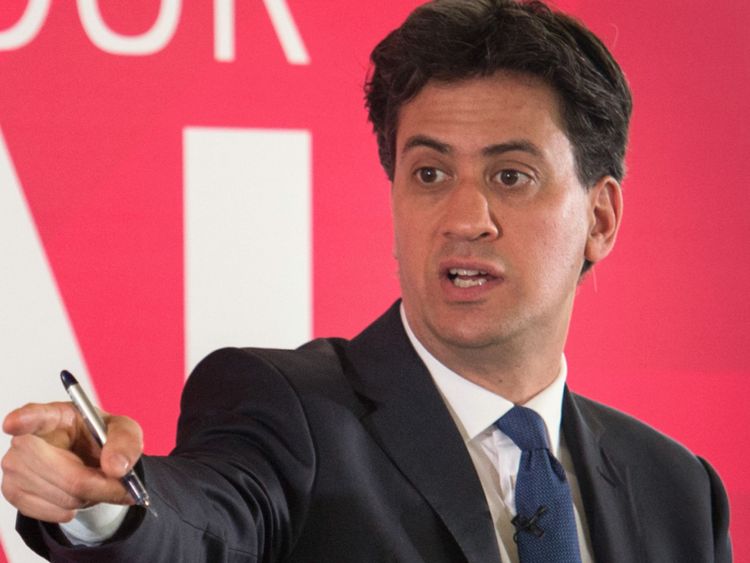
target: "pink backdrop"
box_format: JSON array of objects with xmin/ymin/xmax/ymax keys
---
[{"xmin": 0, "ymin": 1, "xmax": 747, "ymax": 561}]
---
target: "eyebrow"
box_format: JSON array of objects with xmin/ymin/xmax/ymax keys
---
[
  {"xmin": 401, "ymin": 134, "xmax": 543, "ymax": 159},
  {"xmin": 401, "ymin": 135, "xmax": 451, "ymax": 155},
  {"xmin": 482, "ymin": 140, "xmax": 543, "ymax": 159}
]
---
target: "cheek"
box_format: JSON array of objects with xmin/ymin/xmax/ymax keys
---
[
  {"xmin": 393, "ymin": 227, "xmax": 424, "ymax": 270},
  {"xmin": 524, "ymin": 203, "xmax": 589, "ymax": 278},
  {"xmin": 392, "ymin": 215, "xmax": 417, "ymax": 274},
  {"xmin": 392, "ymin": 198, "xmax": 429, "ymax": 263},
  {"xmin": 549, "ymin": 224, "xmax": 589, "ymax": 280},
  {"xmin": 391, "ymin": 198, "xmax": 406, "ymax": 260},
  {"xmin": 391, "ymin": 213, "xmax": 407, "ymax": 262},
  {"xmin": 392, "ymin": 214, "xmax": 434, "ymax": 294}
]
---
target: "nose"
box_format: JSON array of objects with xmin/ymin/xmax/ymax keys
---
[{"xmin": 441, "ymin": 180, "xmax": 500, "ymax": 241}]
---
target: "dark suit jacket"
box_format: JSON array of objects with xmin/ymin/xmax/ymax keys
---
[{"xmin": 19, "ymin": 302, "xmax": 731, "ymax": 562}]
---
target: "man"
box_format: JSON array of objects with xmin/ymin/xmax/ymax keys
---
[{"xmin": 1, "ymin": 0, "xmax": 732, "ymax": 561}]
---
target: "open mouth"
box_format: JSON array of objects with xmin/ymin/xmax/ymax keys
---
[{"xmin": 447, "ymin": 268, "xmax": 491, "ymax": 288}]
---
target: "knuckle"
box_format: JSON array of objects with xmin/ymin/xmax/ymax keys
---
[
  {"xmin": 10, "ymin": 434, "xmax": 33, "ymax": 450},
  {"xmin": 0, "ymin": 451, "xmax": 13, "ymax": 473},
  {"xmin": 66, "ymin": 470, "xmax": 99, "ymax": 501},
  {"xmin": 66, "ymin": 474, "xmax": 88, "ymax": 498},
  {"xmin": 1, "ymin": 479, "xmax": 20, "ymax": 506},
  {"xmin": 56, "ymin": 490, "xmax": 86, "ymax": 511}
]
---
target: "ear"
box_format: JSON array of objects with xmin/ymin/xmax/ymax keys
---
[{"xmin": 585, "ymin": 176, "xmax": 623, "ymax": 265}]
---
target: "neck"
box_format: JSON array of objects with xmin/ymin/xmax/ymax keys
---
[
  {"xmin": 431, "ymin": 338, "xmax": 563, "ymax": 404},
  {"xmin": 403, "ymin": 307, "xmax": 570, "ymax": 404}
]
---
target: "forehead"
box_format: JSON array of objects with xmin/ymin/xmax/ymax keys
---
[{"xmin": 395, "ymin": 72, "xmax": 569, "ymax": 156}]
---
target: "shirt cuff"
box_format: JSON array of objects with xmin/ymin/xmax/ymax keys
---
[{"xmin": 59, "ymin": 503, "xmax": 130, "ymax": 546}]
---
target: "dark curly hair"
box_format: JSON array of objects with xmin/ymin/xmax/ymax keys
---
[{"xmin": 365, "ymin": 0, "xmax": 632, "ymax": 188}]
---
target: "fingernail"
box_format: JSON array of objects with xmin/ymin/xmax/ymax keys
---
[{"xmin": 112, "ymin": 454, "xmax": 131, "ymax": 473}]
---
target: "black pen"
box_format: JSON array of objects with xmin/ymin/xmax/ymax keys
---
[{"xmin": 60, "ymin": 370, "xmax": 157, "ymax": 517}]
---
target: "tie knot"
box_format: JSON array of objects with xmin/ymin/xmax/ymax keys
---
[{"xmin": 495, "ymin": 405, "xmax": 549, "ymax": 451}]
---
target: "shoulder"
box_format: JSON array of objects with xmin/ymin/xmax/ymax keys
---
[
  {"xmin": 174, "ymin": 341, "xmax": 355, "ymax": 458},
  {"xmin": 567, "ymin": 392, "xmax": 732, "ymax": 559},
  {"xmin": 182, "ymin": 339, "xmax": 350, "ymax": 408},
  {"xmin": 569, "ymin": 392, "xmax": 700, "ymax": 466},
  {"xmin": 567, "ymin": 391, "xmax": 726, "ymax": 498}
]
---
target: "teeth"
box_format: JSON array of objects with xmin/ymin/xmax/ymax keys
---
[
  {"xmin": 453, "ymin": 277, "xmax": 487, "ymax": 288},
  {"xmin": 449, "ymin": 268, "xmax": 488, "ymax": 276},
  {"xmin": 447, "ymin": 267, "xmax": 491, "ymax": 288}
]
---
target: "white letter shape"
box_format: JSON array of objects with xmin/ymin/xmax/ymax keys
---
[
  {"xmin": 0, "ymin": 0, "xmax": 50, "ymax": 50},
  {"xmin": 184, "ymin": 127, "xmax": 312, "ymax": 373},
  {"xmin": 0, "ymin": 129, "xmax": 94, "ymax": 562},
  {"xmin": 77, "ymin": 0, "xmax": 181, "ymax": 55},
  {"xmin": 214, "ymin": 0, "xmax": 310, "ymax": 64}
]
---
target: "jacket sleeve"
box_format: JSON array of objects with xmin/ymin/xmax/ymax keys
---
[
  {"xmin": 698, "ymin": 457, "xmax": 733, "ymax": 563},
  {"xmin": 16, "ymin": 347, "xmax": 317, "ymax": 563}
]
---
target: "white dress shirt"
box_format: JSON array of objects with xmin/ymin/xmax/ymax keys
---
[{"xmin": 401, "ymin": 307, "xmax": 594, "ymax": 563}]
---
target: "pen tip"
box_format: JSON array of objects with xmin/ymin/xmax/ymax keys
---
[
  {"xmin": 142, "ymin": 498, "xmax": 158, "ymax": 518},
  {"xmin": 60, "ymin": 370, "xmax": 78, "ymax": 389}
]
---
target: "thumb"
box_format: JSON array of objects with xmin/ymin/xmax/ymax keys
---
[{"xmin": 98, "ymin": 414, "xmax": 144, "ymax": 478}]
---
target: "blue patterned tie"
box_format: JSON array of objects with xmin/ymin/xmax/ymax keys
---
[{"xmin": 495, "ymin": 406, "xmax": 582, "ymax": 563}]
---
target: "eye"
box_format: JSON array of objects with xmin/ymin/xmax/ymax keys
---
[
  {"xmin": 415, "ymin": 167, "xmax": 449, "ymax": 184},
  {"xmin": 495, "ymin": 169, "xmax": 532, "ymax": 187}
]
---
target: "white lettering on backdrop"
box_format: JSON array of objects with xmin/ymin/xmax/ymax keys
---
[
  {"xmin": 0, "ymin": 129, "xmax": 93, "ymax": 563},
  {"xmin": 0, "ymin": 0, "xmax": 50, "ymax": 50},
  {"xmin": 0, "ymin": 0, "xmax": 310, "ymax": 63},
  {"xmin": 184, "ymin": 127, "xmax": 312, "ymax": 373}
]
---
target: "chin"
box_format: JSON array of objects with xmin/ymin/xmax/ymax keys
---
[{"xmin": 431, "ymin": 320, "xmax": 507, "ymax": 351}]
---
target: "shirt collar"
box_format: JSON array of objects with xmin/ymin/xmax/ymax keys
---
[{"xmin": 400, "ymin": 305, "xmax": 567, "ymax": 455}]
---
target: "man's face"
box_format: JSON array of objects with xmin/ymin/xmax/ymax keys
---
[{"xmin": 392, "ymin": 73, "xmax": 613, "ymax": 366}]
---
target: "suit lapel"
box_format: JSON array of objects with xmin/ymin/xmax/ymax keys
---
[
  {"xmin": 347, "ymin": 303, "xmax": 502, "ymax": 563},
  {"xmin": 562, "ymin": 389, "xmax": 644, "ymax": 562}
]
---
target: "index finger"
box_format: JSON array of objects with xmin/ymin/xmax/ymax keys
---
[{"xmin": 3, "ymin": 403, "xmax": 78, "ymax": 438}]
